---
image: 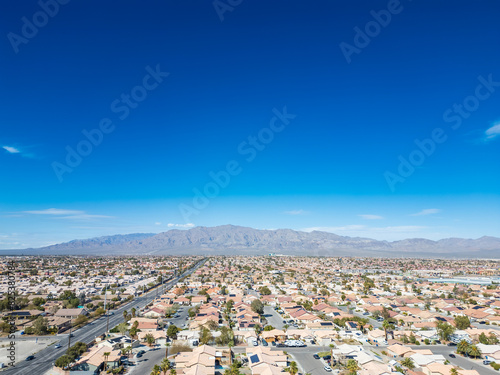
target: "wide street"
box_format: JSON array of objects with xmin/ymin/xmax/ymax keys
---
[{"xmin": 2, "ymin": 259, "xmax": 205, "ymax": 375}]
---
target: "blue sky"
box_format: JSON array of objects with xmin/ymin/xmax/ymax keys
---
[{"xmin": 1, "ymin": 0, "xmax": 499, "ymax": 249}]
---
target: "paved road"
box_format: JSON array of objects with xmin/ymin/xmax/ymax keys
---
[
  {"xmin": 168, "ymin": 305, "xmax": 190, "ymax": 329},
  {"xmin": 473, "ymin": 322, "xmax": 500, "ymax": 331},
  {"xmin": 128, "ymin": 346, "xmax": 168, "ymax": 375},
  {"xmin": 408, "ymin": 345, "xmax": 498, "ymax": 375},
  {"xmin": 263, "ymin": 306, "xmax": 285, "ymax": 330},
  {"xmin": 336, "ymin": 306, "xmax": 382, "ymax": 329},
  {"xmin": 2, "ymin": 259, "xmax": 206, "ymax": 375}
]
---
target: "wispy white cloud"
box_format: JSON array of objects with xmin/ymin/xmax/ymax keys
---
[
  {"xmin": 167, "ymin": 223, "xmax": 195, "ymax": 228},
  {"xmin": 358, "ymin": 214, "xmax": 383, "ymax": 220},
  {"xmin": 21, "ymin": 208, "xmax": 113, "ymax": 220},
  {"xmin": 2, "ymin": 144, "xmax": 36, "ymax": 158},
  {"xmin": 2, "ymin": 146, "xmax": 20, "ymax": 154},
  {"xmin": 155, "ymin": 222, "xmax": 162, "ymax": 226},
  {"xmin": 23, "ymin": 208, "xmax": 84, "ymax": 215},
  {"xmin": 284, "ymin": 209, "xmax": 308, "ymax": 215},
  {"xmin": 485, "ymin": 122, "xmax": 500, "ymax": 141},
  {"xmin": 411, "ymin": 208, "xmax": 441, "ymax": 216}
]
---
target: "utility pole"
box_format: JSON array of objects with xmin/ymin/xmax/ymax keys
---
[
  {"xmin": 104, "ymin": 284, "xmax": 110, "ymax": 335},
  {"xmin": 67, "ymin": 317, "xmax": 72, "ymax": 350}
]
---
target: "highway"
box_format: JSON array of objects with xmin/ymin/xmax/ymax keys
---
[{"xmin": 2, "ymin": 259, "xmax": 205, "ymax": 375}]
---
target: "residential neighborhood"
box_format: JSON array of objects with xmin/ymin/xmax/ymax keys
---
[{"xmin": 1, "ymin": 256, "xmax": 500, "ymax": 375}]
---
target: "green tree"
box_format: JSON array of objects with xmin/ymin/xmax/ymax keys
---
[
  {"xmin": 454, "ymin": 316, "xmax": 471, "ymax": 330},
  {"xmin": 200, "ymin": 327, "xmax": 213, "ymax": 345},
  {"xmin": 167, "ymin": 324, "xmax": 179, "ymax": 339},
  {"xmin": 32, "ymin": 316, "xmax": 49, "ymax": 335},
  {"xmin": 259, "ymin": 286, "xmax": 271, "ymax": 295},
  {"xmin": 346, "ymin": 359, "xmax": 359, "ymax": 375},
  {"xmin": 251, "ymin": 300, "xmax": 264, "ymax": 315},
  {"xmin": 55, "ymin": 354, "xmax": 72, "ymax": 369},
  {"xmin": 436, "ymin": 322, "xmax": 455, "ymax": 342},
  {"xmin": 145, "ymin": 333, "xmax": 156, "ymax": 347}
]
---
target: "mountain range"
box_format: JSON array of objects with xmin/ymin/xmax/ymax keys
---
[{"xmin": 4, "ymin": 225, "xmax": 500, "ymax": 258}]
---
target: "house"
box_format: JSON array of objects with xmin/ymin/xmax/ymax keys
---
[
  {"xmin": 144, "ymin": 307, "xmax": 165, "ymax": 318},
  {"xmin": 175, "ymin": 345, "xmax": 230, "ymax": 375},
  {"xmin": 367, "ymin": 329, "xmax": 386, "ymax": 343},
  {"xmin": 246, "ymin": 347, "xmax": 289, "ymax": 375},
  {"xmin": 54, "ymin": 308, "xmax": 88, "ymax": 319},
  {"xmin": 387, "ymin": 344, "xmax": 415, "ymax": 358},
  {"xmin": 261, "ymin": 329, "xmax": 287, "ymax": 343},
  {"xmin": 71, "ymin": 346, "xmax": 121, "ymax": 374}
]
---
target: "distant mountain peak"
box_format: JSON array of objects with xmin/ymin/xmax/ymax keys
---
[{"xmin": 5, "ymin": 225, "xmax": 500, "ymax": 258}]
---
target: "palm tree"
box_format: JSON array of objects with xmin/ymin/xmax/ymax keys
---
[
  {"xmin": 228, "ymin": 343, "xmax": 233, "ymax": 366},
  {"xmin": 123, "ymin": 310, "xmax": 128, "ymax": 322},
  {"xmin": 288, "ymin": 361, "xmax": 298, "ymax": 375},
  {"xmin": 382, "ymin": 320, "xmax": 391, "ymax": 342},
  {"xmin": 450, "ymin": 368, "xmax": 458, "ymax": 375},
  {"xmin": 467, "ymin": 344, "xmax": 481, "ymax": 358},
  {"xmin": 124, "ymin": 345, "xmax": 132, "ymax": 359},
  {"xmin": 457, "ymin": 340, "xmax": 469, "ymax": 355},
  {"xmin": 400, "ymin": 357, "xmax": 415, "ymax": 370},
  {"xmin": 160, "ymin": 358, "xmax": 171, "ymax": 374},
  {"xmin": 150, "ymin": 364, "xmax": 161, "ymax": 375},
  {"xmin": 103, "ymin": 352, "xmax": 110, "ymax": 371},
  {"xmin": 131, "ymin": 307, "xmax": 136, "ymax": 318}
]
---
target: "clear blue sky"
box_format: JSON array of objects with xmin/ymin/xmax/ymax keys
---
[{"xmin": 1, "ymin": 0, "xmax": 499, "ymax": 249}]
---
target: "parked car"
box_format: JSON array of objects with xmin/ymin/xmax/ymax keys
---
[
  {"xmin": 324, "ymin": 366, "xmax": 332, "ymax": 372},
  {"xmin": 313, "ymin": 354, "xmax": 320, "ymax": 359},
  {"xmin": 54, "ymin": 344, "xmax": 62, "ymax": 349},
  {"xmin": 25, "ymin": 356, "xmax": 35, "ymax": 361},
  {"xmin": 483, "ymin": 360, "xmax": 491, "ymax": 365},
  {"xmin": 323, "ymin": 355, "xmax": 331, "ymax": 360},
  {"xmin": 447, "ymin": 342, "xmax": 457, "ymax": 346},
  {"xmin": 449, "ymin": 354, "xmax": 456, "ymax": 358},
  {"xmin": 276, "ymin": 343, "xmax": 285, "ymax": 348},
  {"xmin": 363, "ymin": 312, "xmax": 369, "ymax": 315}
]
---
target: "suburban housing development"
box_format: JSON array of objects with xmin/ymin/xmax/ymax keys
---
[{"xmin": 1, "ymin": 255, "xmax": 499, "ymax": 375}]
